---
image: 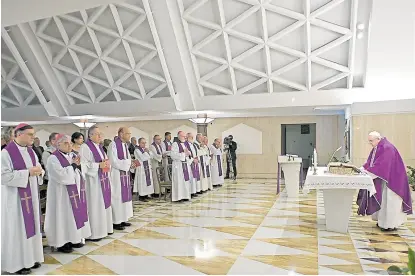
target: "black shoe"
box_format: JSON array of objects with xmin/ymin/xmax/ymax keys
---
[
  {"xmin": 57, "ymin": 244, "xmax": 73, "ymax": 254},
  {"xmin": 71, "ymin": 243, "xmax": 84, "ymax": 248},
  {"xmin": 31, "ymin": 262, "xmax": 41, "ymax": 269},
  {"xmin": 16, "ymin": 268, "xmax": 31, "ymax": 275},
  {"xmin": 224, "ymin": 177, "xmax": 230, "ymax": 179},
  {"xmin": 113, "ymin": 224, "xmax": 125, "ymax": 231},
  {"xmin": 121, "ymin": 222, "xmax": 131, "ymax": 227},
  {"xmin": 108, "ymin": 232, "xmax": 113, "ymax": 235}
]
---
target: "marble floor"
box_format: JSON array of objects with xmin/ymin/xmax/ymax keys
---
[{"xmin": 35, "ymin": 179, "xmax": 415, "ymax": 275}]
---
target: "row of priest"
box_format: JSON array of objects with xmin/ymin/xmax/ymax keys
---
[{"xmin": 1, "ymin": 124, "xmax": 225, "ymax": 274}]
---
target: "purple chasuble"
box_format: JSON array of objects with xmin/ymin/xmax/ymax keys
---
[
  {"xmin": 357, "ymin": 138, "xmax": 412, "ymax": 215},
  {"xmin": 85, "ymin": 139, "xmax": 111, "ymax": 209},
  {"xmin": 177, "ymin": 142, "xmax": 190, "ymax": 181},
  {"xmin": 185, "ymin": 142, "xmax": 201, "ymax": 181},
  {"xmin": 53, "ymin": 151, "xmax": 87, "ymax": 229},
  {"xmin": 213, "ymin": 146, "xmax": 223, "ymax": 176},
  {"xmin": 115, "ymin": 138, "xmax": 132, "ymax": 202},
  {"xmin": 4, "ymin": 142, "xmax": 38, "ymax": 239},
  {"xmin": 137, "ymin": 147, "xmax": 152, "ymax": 186}
]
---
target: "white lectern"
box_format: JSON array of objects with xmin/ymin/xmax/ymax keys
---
[{"xmin": 277, "ymin": 155, "xmax": 303, "ymax": 197}]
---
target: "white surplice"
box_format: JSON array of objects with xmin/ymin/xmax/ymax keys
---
[
  {"xmin": 133, "ymin": 148, "xmax": 155, "ymax": 196},
  {"xmin": 198, "ymin": 146, "xmax": 210, "ymax": 191},
  {"xmin": 79, "ymin": 143, "xmax": 113, "ymax": 239},
  {"xmin": 1, "ymin": 146, "xmax": 44, "ymax": 273},
  {"xmin": 44, "ymin": 153, "xmax": 91, "ymax": 248},
  {"xmin": 366, "ymin": 171, "xmax": 407, "ymax": 229},
  {"xmin": 161, "ymin": 140, "xmax": 172, "ymax": 184},
  {"xmin": 188, "ymin": 142, "xmax": 202, "ymax": 194},
  {"xmin": 150, "ymin": 143, "xmax": 164, "ymax": 194},
  {"xmin": 108, "ymin": 141, "xmax": 133, "ymax": 225},
  {"xmin": 170, "ymin": 142, "xmax": 191, "ymax": 201},
  {"xmin": 209, "ymin": 145, "xmax": 224, "ymax": 186}
]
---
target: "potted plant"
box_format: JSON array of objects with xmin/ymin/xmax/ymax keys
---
[
  {"xmin": 388, "ymin": 247, "xmax": 415, "ymax": 275},
  {"xmin": 407, "ymin": 166, "xmax": 415, "ymax": 202}
]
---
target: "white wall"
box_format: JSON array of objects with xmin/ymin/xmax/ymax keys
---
[{"xmin": 285, "ymin": 124, "xmax": 316, "ymax": 168}]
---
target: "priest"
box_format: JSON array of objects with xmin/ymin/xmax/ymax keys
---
[
  {"xmin": 108, "ymin": 127, "xmax": 140, "ymax": 231},
  {"xmin": 150, "ymin": 134, "xmax": 165, "ymax": 196},
  {"xmin": 44, "ymin": 134, "xmax": 91, "ymax": 253},
  {"xmin": 204, "ymin": 136, "xmax": 214, "ymax": 190},
  {"xmin": 161, "ymin": 132, "xmax": 172, "ymax": 183},
  {"xmin": 186, "ymin": 133, "xmax": 202, "ymax": 196},
  {"xmin": 133, "ymin": 138, "xmax": 155, "ymax": 201},
  {"xmin": 2, "ymin": 123, "xmax": 44, "ymax": 274},
  {"xmin": 209, "ymin": 138, "xmax": 224, "ymax": 187},
  {"xmin": 79, "ymin": 126, "xmax": 113, "ymax": 241},
  {"xmin": 357, "ymin": 131, "xmax": 412, "ymax": 231},
  {"xmin": 171, "ymin": 131, "xmax": 191, "ymax": 202},
  {"xmin": 198, "ymin": 136, "xmax": 210, "ymax": 192}
]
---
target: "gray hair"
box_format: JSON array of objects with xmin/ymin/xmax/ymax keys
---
[
  {"xmin": 88, "ymin": 125, "xmax": 99, "ymax": 138},
  {"xmin": 138, "ymin": 137, "xmax": 146, "ymax": 143},
  {"xmin": 56, "ymin": 134, "xmax": 71, "ymax": 144},
  {"xmin": 369, "ymin": 131, "xmax": 382, "ymax": 139}
]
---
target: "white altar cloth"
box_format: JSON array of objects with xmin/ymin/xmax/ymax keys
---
[{"xmin": 303, "ymin": 167, "xmax": 375, "ymax": 233}]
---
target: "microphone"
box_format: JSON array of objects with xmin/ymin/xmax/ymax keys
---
[{"xmin": 328, "ymin": 146, "xmax": 343, "ymax": 164}]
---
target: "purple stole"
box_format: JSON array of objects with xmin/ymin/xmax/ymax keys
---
[
  {"xmin": 185, "ymin": 141, "xmax": 201, "ymax": 181},
  {"xmin": 200, "ymin": 156, "xmax": 205, "ymax": 178},
  {"xmin": 213, "ymin": 146, "xmax": 223, "ymax": 176},
  {"xmin": 163, "ymin": 140, "xmax": 170, "ymax": 151},
  {"xmin": 205, "ymin": 147, "xmax": 211, "ymax": 177},
  {"xmin": 5, "ymin": 142, "xmax": 38, "ymax": 239},
  {"xmin": 152, "ymin": 142, "xmax": 163, "ymax": 155},
  {"xmin": 177, "ymin": 142, "xmax": 190, "ymax": 181},
  {"xmin": 137, "ymin": 147, "xmax": 151, "ymax": 186},
  {"xmin": 53, "ymin": 151, "xmax": 87, "ymax": 229},
  {"xmin": 115, "ymin": 138, "xmax": 132, "ymax": 202},
  {"xmin": 85, "ymin": 139, "xmax": 111, "ymax": 209}
]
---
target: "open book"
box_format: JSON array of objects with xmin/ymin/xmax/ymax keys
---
[{"xmin": 328, "ymin": 162, "xmax": 362, "ymax": 175}]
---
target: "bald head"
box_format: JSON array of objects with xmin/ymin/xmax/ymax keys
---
[
  {"xmin": 178, "ymin": 131, "xmax": 186, "ymax": 142},
  {"xmin": 118, "ymin": 127, "xmax": 131, "ymax": 143},
  {"xmin": 368, "ymin": 131, "xmax": 382, "ymax": 148}
]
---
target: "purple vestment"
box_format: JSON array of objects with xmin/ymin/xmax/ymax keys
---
[
  {"xmin": 115, "ymin": 138, "xmax": 132, "ymax": 202},
  {"xmin": 53, "ymin": 151, "xmax": 87, "ymax": 229},
  {"xmin": 357, "ymin": 138, "xmax": 412, "ymax": 215},
  {"xmin": 85, "ymin": 139, "xmax": 111, "ymax": 209},
  {"xmin": 152, "ymin": 142, "xmax": 163, "ymax": 155},
  {"xmin": 137, "ymin": 146, "xmax": 152, "ymax": 186},
  {"xmin": 185, "ymin": 141, "xmax": 201, "ymax": 181},
  {"xmin": 177, "ymin": 142, "xmax": 190, "ymax": 181},
  {"xmin": 4, "ymin": 142, "xmax": 38, "ymax": 239}
]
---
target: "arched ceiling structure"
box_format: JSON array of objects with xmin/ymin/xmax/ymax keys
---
[{"xmin": 1, "ymin": 0, "xmax": 413, "ymax": 123}]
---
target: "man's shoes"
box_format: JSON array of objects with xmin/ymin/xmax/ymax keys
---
[
  {"xmin": 87, "ymin": 238, "xmax": 102, "ymax": 242},
  {"xmin": 16, "ymin": 268, "xmax": 31, "ymax": 275},
  {"xmin": 57, "ymin": 243, "xmax": 73, "ymax": 254},
  {"xmin": 224, "ymin": 177, "xmax": 230, "ymax": 179},
  {"xmin": 121, "ymin": 222, "xmax": 131, "ymax": 227},
  {"xmin": 71, "ymin": 243, "xmax": 84, "ymax": 248},
  {"xmin": 31, "ymin": 262, "xmax": 42, "ymax": 269},
  {"xmin": 108, "ymin": 232, "xmax": 113, "ymax": 235},
  {"xmin": 113, "ymin": 224, "xmax": 125, "ymax": 231}
]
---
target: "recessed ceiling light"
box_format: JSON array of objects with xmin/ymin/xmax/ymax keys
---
[
  {"xmin": 357, "ymin": 32, "xmax": 364, "ymax": 39},
  {"xmin": 357, "ymin": 23, "xmax": 365, "ymax": 30}
]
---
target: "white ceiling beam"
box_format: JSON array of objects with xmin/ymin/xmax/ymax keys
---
[
  {"xmin": 199, "ymin": 81, "xmax": 233, "ymax": 95},
  {"xmin": 263, "ymin": 3, "xmax": 306, "ymax": 21},
  {"xmin": 312, "ymin": 72, "xmax": 349, "ymax": 90},
  {"xmin": 109, "ymin": 4, "xmax": 124, "ymax": 36},
  {"xmin": 225, "ymin": 29, "xmax": 264, "ymax": 45},
  {"xmin": 136, "ymin": 69, "xmax": 165, "ymax": 83},
  {"xmin": 81, "ymin": 79, "xmax": 96, "ymax": 103},
  {"xmin": 183, "ymin": 0, "xmax": 209, "ymax": 17},
  {"xmin": 347, "ymin": 0, "xmax": 358, "ymax": 89},
  {"xmin": 304, "ymin": 0, "xmax": 312, "ymax": 91},
  {"xmin": 22, "ymin": 92, "xmax": 37, "ymax": 106},
  {"xmin": 272, "ymin": 76, "xmax": 308, "ymax": 91},
  {"xmin": 67, "ymin": 90, "xmax": 92, "ymax": 103},
  {"xmin": 232, "ymin": 63, "xmax": 267, "ymax": 78},
  {"xmin": 95, "ymin": 88, "xmax": 113, "ymax": 102},
  {"xmin": 7, "ymin": 84, "xmax": 24, "ymax": 105},
  {"xmin": 114, "ymin": 86, "xmax": 142, "ymax": 99},
  {"xmin": 311, "ymin": 18, "xmax": 351, "ymax": 35},
  {"xmin": 218, "ymin": 0, "xmax": 237, "ymax": 94},
  {"xmin": 2, "ymin": 95, "xmax": 20, "ymax": 106},
  {"xmin": 146, "ymin": 83, "xmax": 167, "ymax": 99},
  {"xmin": 53, "ymin": 16, "xmax": 69, "ymax": 45},
  {"xmin": 183, "ymin": 16, "xmax": 222, "ymax": 31},
  {"xmin": 225, "ymin": 5, "xmax": 260, "ymax": 30},
  {"xmin": 59, "ymin": 14, "xmax": 84, "ymax": 26},
  {"xmin": 193, "ymin": 50, "xmax": 228, "ymax": 65},
  {"xmin": 143, "ymin": 0, "xmax": 177, "ymax": 100},
  {"xmin": 122, "ymin": 15, "xmax": 148, "ymax": 38},
  {"xmin": 2, "ymin": 27, "xmax": 48, "ymax": 107},
  {"xmin": 268, "ymin": 20, "xmax": 306, "ymax": 42},
  {"xmin": 116, "ymin": 2, "xmax": 146, "ymax": 15},
  {"xmin": 310, "ymin": 0, "xmax": 345, "ymax": 19},
  {"xmin": 311, "ymin": 34, "xmax": 352, "ymax": 57},
  {"xmin": 200, "ymin": 64, "xmax": 228, "ymax": 82},
  {"xmin": 233, "ymin": 44, "xmax": 264, "ymax": 63},
  {"xmin": 259, "ymin": 4, "xmax": 272, "ymax": 94},
  {"xmin": 8, "ymin": 80, "xmax": 33, "ymax": 92},
  {"xmin": 133, "ymin": 72, "xmax": 146, "ymax": 99},
  {"xmin": 311, "ymin": 56, "xmax": 350, "ymax": 73},
  {"xmin": 272, "ymin": 57, "xmax": 307, "ymax": 76},
  {"xmin": 267, "ymin": 42, "xmax": 307, "ymax": 59},
  {"xmin": 238, "ymin": 77, "xmax": 267, "ymax": 94},
  {"xmin": 193, "ymin": 30, "xmax": 222, "ymax": 51}
]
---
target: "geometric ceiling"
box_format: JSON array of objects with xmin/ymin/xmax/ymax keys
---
[{"xmin": 1, "ymin": 0, "xmax": 373, "ymax": 122}]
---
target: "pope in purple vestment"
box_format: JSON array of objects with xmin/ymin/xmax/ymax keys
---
[{"xmin": 356, "ymin": 132, "xmax": 412, "ymax": 230}]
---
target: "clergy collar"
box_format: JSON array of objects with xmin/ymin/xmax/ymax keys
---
[
  {"xmin": 14, "ymin": 140, "xmax": 28, "ymax": 148},
  {"xmin": 58, "ymin": 150, "xmax": 70, "ymax": 156}
]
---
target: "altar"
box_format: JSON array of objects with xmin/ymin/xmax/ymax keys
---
[{"xmin": 303, "ymin": 167, "xmax": 375, "ymax": 233}]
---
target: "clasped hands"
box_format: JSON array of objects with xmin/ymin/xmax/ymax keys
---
[
  {"xmin": 29, "ymin": 165, "xmax": 43, "ymax": 177},
  {"xmin": 99, "ymin": 159, "xmax": 110, "ymax": 169}
]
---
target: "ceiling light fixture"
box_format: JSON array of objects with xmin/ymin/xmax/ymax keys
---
[
  {"xmin": 357, "ymin": 32, "xmax": 364, "ymax": 39},
  {"xmin": 357, "ymin": 23, "xmax": 365, "ymax": 30},
  {"xmin": 73, "ymin": 122, "xmax": 96, "ymax": 128},
  {"xmin": 188, "ymin": 114, "xmax": 215, "ymax": 124}
]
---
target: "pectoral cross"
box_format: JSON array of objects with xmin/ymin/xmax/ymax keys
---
[
  {"xmin": 80, "ymin": 184, "xmax": 86, "ymax": 203},
  {"xmin": 122, "ymin": 174, "xmax": 130, "ymax": 188},
  {"xmin": 21, "ymin": 192, "xmax": 32, "ymax": 214},
  {"xmin": 69, "ymin": 191, "xmax": 79, "ymax": 209}
]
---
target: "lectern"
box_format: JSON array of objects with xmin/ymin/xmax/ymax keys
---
[{"xmin": 277, "ymin": 155, "xmax": 303, "ymax": 197}]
